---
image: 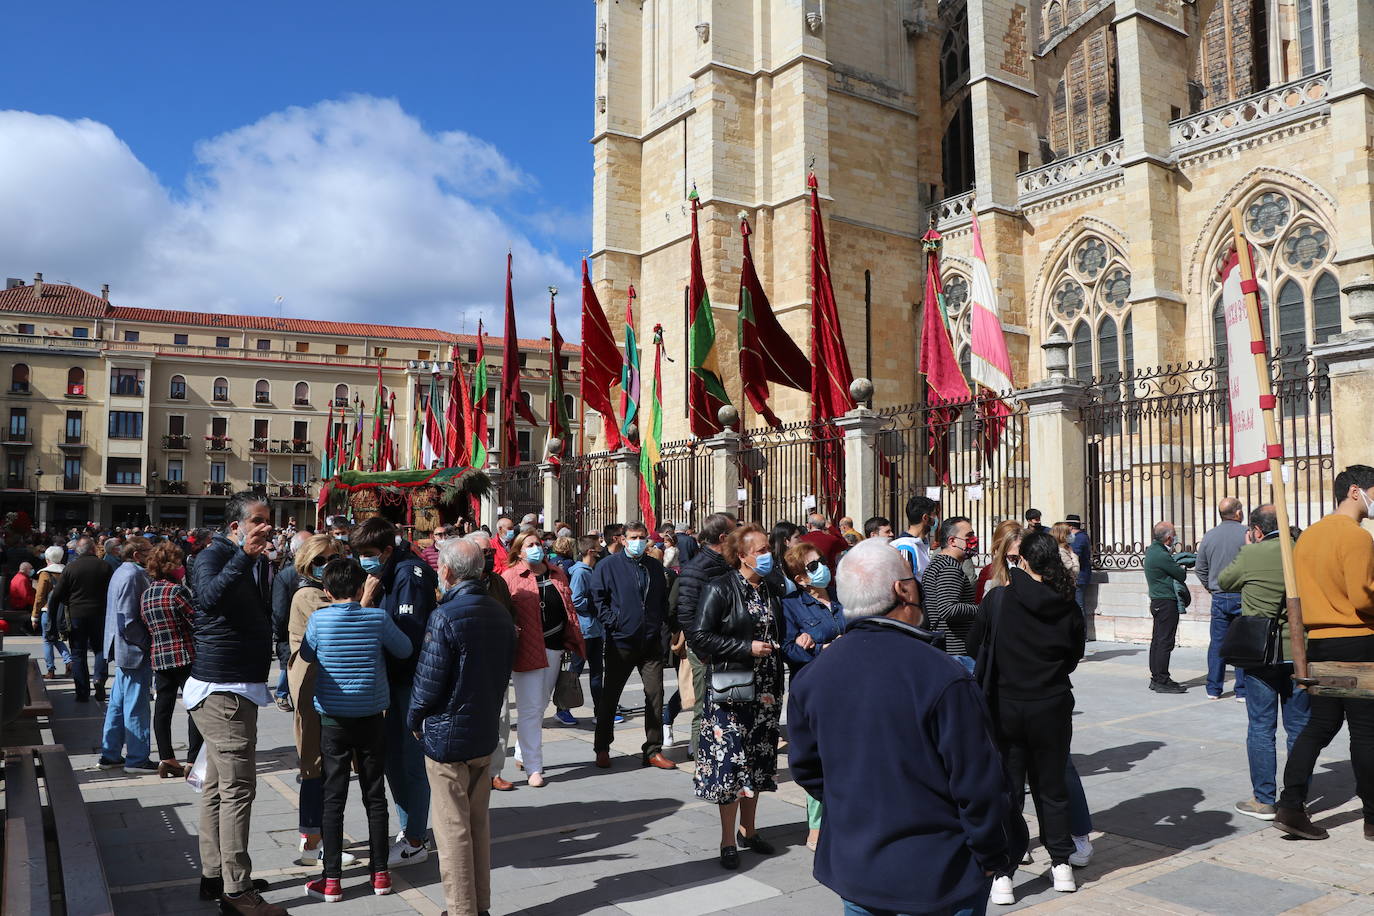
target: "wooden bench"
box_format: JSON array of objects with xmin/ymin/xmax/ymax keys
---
[
  {"xmin": 3, "ymin": 745, "xmax": 113, "ymax": 916},
  {"xmin": 21, "ymin": 659, "xmax": 53, "ymax": 720}
]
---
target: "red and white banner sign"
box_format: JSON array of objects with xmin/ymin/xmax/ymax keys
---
[{"xmin": 1220, "ymin": 249, "xmax": 1269, "ymax": 477}]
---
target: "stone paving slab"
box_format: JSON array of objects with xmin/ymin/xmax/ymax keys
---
[{"xmin": 7, "ymin": 635, "xmax": 1371, "ymax": 915}]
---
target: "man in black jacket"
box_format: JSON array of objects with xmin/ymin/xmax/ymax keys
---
[
  {"xmin": 591, "ymin": 521, "xmax": 673, "ymax": 770},
  {"xmin": 673, "ymin": 511, "xmax": 736, "ymax": 751},
  {"xmin": 49, "ymin": 536, "xmax": 113, "ymax": 702},
  {"xmin": 186, "ymin": 492, "xmax": 283, "ymax": 916}
]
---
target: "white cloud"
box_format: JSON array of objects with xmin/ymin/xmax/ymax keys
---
[{"xmin": 0, "ymin": 97, "xmax": 581, "ymax": 337}]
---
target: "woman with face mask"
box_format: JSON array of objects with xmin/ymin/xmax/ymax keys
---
[
  {"xmin": 764, "ymin": 522, "xmax": 802, "ymax": 598},
  {"xmin": 778, "ymin": 542, "xmax": 845, "ymax": 851},
  {"xmin": 286, "ymin": 534, "xmax": 357, "ymax": 869},
  {"xmin": 689, "ymin": 524, "xmax": 785, "ymax": 870},
  {"xmin": 500, "ymin": 530, "xmax": 586, "ymax": 787}
]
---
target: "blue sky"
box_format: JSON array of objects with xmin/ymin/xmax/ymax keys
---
[{"xmin": 0, "ymin": 1, "xmax": 594, "ymax": 335}]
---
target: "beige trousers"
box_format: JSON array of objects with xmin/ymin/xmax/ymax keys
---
[
  {"xmin": 426, "ymin": 754, "xmax": 493, "ymax": 916},
  {"xmin": 190, "ymin": 692, "xmax": 259, "ymax": 894}
]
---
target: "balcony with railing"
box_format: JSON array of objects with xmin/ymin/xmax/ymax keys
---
[
  {"xmin": 925, "ymin": 189, "xmax": 976, "ymax": 231},
  {"xmin": 205, "ymin": 436, "xmax": 233, "ymax": 452},
  {"xmin": 163, "ymin": 434, "xmax": 190, "ymax": 450},
  {"xmin": 269, "ymin": 439, "xmax": 313, "ymax": 454},
  {"xmin": 274, "ymin": 483, "xmax": 311, "ymax": 499},
  {"xmin": 58, "ymin": 434, "xmax": 86, "ymax": 451},
  {"xmin": 161, "ymin": 479, "xmax": 188, "ymax": 495},
  {"xmin": 3, "ymin": 428, "xmax": 30, "ymax": 445},
  {"xmin": 205, "ymin": 480, "xmax": 232, "ymax": 496},
  {"xmin": 249, "ymin": 437, "xmax": 270, "ymax": 453},
  {"xmin": 1170, "ymin": 70, "xmax": 1330, "ymax": 157},
  {"xmin": 1016, "ymin": 140, "xmax": 1124, "ymax": 206}
]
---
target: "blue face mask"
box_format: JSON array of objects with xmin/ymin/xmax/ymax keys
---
[
  {"xmin": 311, "ymin": 563, "xmax": 327, "ymax": 579},
  {"xmin": 359, "ymin": 555, "xmax": 382, "ymax": 574},
  {"xmin": 334, "ymin": 534, "xmax": 348, "ymax": 543},
  {"xmin": 755, "ymin": 553, "xmax": 774, "ymax": 576},
  {"xmin": 624, "ymin": 538, "xmax": 647, "ymax": 558},
  {"xmin": 524, "ymin": 545, "xmax": 545, "ymax": 565},
  {"xmin": 808, "ymin": 563, "xmax": 832, "ymax": 589}
]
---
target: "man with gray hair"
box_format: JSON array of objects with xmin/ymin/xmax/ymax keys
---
[
  {"xmin": 103, "ymin": 536, "xmax": 124, "ymax": 573},
  {"xmin": 1144, "ymin": 521, "xmax": 1189, "ymax": 694},
  {"xmin": 409, "ymin": 538, "xmax": 516, "ymax": 916},
  {"xmin": 788, "ymin": 539, "xmax": 1009, "ymax": 914},
  {"xmin": 465, "ymin": 530, "xmax": 518, "ymax": 792},
  {"xmin": 1196, "ymin": 497, "xmax": 1248, "ymax": 700}
]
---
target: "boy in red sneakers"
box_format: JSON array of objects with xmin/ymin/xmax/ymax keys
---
[{"xmin": 299, "ymin": 559, "xmax": 412, "ymax": 901}]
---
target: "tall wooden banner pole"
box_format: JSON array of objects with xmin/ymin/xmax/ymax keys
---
[{"xmin": 1229, "ymin": 208, "xmax": 1310, "ymax": 683}]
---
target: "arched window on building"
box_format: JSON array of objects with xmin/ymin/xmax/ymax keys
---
[
  {"xmin": 169, "ymin": 374, "xmax": 186, "ymax": 400},
  {"xmin": 1045, "ymin": 27, "xmax": 1120, "ymax": 160},
  {"xmin": 334, "ymin": 383, "xmax": 349, "ymax": 407},
  {"xmin": 67, "ymin": 367, "xmax": 85, "ymax": 397},
  {"xmin": 10, "ymin": 363, "xmax": 28, "ymax": 393},
  {"xmin": 294, "ymin": 381, "xmax": 310, "ymax": 406},
  {"xmin": 1209, "ymin": 187, "xmax": 1339, "ymax": 417},
  {"xmin": 1045, "ymin": 234, "xmax": 1135, "ymax": 381},
  {"xmin": 562, "ymin": 393, "xmax": 576, "ymax": 422},
  {"xmin": 940, "ymin": 7, "xmax": 970, "ymax": 95},
  {"xmin": 255, "ymin": 379, "xmax": 271, "ymax": 404},
  {"xmin": 1296, "ymin": 0, "xmax": 1331, "ymax": 75},
  {"xmin": 213, "ymin": 377, "xmax": 229, "ymax": 401}
]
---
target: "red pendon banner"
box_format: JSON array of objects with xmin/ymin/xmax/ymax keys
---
[{"xmin": 1220, "ymin": 249, "xmax": 1268, "ymax": 477}]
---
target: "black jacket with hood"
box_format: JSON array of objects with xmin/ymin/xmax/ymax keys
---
[{"xmin": 969, "ymin": 567, "xmax": 1084, "ymax": 702}]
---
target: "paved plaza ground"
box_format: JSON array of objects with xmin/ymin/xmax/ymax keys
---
[{"xmin": 13, "ymin": 634, "xmax": 1374, "ymax": 915}]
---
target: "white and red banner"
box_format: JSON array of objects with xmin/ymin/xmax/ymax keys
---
[{"xmin": 1219, "ymin": 248, "xmax": 1270, "ymax": 477}]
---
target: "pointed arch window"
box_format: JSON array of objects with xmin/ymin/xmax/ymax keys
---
[{"xmin": 1043, "ymin": 233, "xmax": 1133, "ymax": 380}]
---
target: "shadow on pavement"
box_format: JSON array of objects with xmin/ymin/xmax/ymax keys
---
[
  {"xmin": 1093, "ymin": 787, "xmax": 1236, "ymax": 850},
  {"xmin": 1082, "ymin": 647, "xmax": 1144, "ymax": 662},
  {"xmin": 491, "ymin": 797, "xmax": 686, "ymax": 869},
  {"xmin": 1072, "ymin": 740, "xmax": 1166, "ymax": 777}
]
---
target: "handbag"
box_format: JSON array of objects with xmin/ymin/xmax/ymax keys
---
[
  {"xmin": 708, "ymin": 583, "xmax": 778, "ymax": 705},
  {"xmin": 552, "ymin": 652, "xmax": 584, "ymax": 710},
  {"xmin": 1219, "ymin": 609, "xmax": 1284, "ymax": 669}
]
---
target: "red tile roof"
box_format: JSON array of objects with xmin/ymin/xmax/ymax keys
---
[{"xmin": 0, "ymin": 283, "xmax": 577, "ymax": 352}]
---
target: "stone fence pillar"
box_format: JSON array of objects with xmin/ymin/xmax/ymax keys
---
[
  {"xmin": 1314, "ymin": 274, "xmax": 1374, "ymax": 475},
  {"xmin": 703, "ymin": 430, "xmax": 742, "ymax": 518},
  {"xmin": 539, "ymin": 463, "xmax": 563, "ymax": 528},
  {"xmin": 834, "ymin": 407, "xmax": 884, "ymax": 525},
  {"xmin": 1018, "ymin": 330, "xmax": 1089, "ymax": 525},
  {"xmin": 481, "ymin": 450, "xmax": 501, "ymax": 530},
  {"xmin": 611, "ymin": 448, "xmax": 639, "ymax": 524}
]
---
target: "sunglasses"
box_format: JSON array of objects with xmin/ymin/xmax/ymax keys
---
[
  {"xmin": 804, "ymin": 559, "xmax": 825, "ymax": 574},
  {"xmin": 1007, "ymin": 554, "xmax": 1022, "ymax": 566}
]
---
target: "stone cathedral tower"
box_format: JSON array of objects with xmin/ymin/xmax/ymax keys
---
[{"xmin": 589, "ymin": 0, "xmax": 1374, "ymax": 452}]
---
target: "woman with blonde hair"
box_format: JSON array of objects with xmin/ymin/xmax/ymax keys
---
[
  {"xmin": 690, "ymin": 523, "xmax": 785, "ymax": 870},
  {"xmin": 1051, "ymin": 523, "xmax": 1081, "ymax": 581},
  {"xmin": 288, "ymin": 533, "xmax": 357, "ymax": 868},
  {"xmin": 976, "ymin": 520, "xmax": 1024, "ymax": 602},
  {"xmin": 501, "ymin": 529, "xmax": 585, "ymax": 787}
]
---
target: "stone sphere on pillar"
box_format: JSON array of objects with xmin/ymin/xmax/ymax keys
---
[
  {"xmin": 849, "ymin": 377, "xmax": 874, "ymax": 404},
  {"xmin": 717, "ymin": 404, "xmax": 739, "ymax": 429},
  {"xmin": 545, "ymin": 437, "xmax": 564, "ymax": 458}
]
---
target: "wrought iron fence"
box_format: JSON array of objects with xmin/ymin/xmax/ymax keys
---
[
  {"xmin": 735, "ymin": 419, "xmax": 847, "ymax": 525},
  {"xmin": 497, "ymin": 464, "xmax": 542, "ymax": 524},
  {"xmin": 652, "ymin": 438, "xmax": 711, "ymax": 530},
  {"xmin": 875, "ymin": 395, "xmax": 1031, "ymax": 565},
  {"xmin": 1082, "ymin": 351, "xmax": 1333, "ymax": 569},
  {"xmin": 559, "ymin": 451, "xmax": 618, "ymax": 536}
]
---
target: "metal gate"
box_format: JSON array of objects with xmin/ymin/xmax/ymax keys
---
[
  {"xmin": 1082, "ymin": 352, "xmax": 1332, "ymax": 568},
  {"xmin": 559, "ymin": 451, "xmax": 618, "ymax": 537},
  {"xmin": 653, "ymin": 438, "xmax": 711, "ymax": 530},
  {"xmin": 736, "ymin": 419, "xmax": 846, "ymax": 526}
]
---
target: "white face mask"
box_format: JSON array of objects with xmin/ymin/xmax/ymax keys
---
[{"xmin": 1360, "ymin": 488, "xmax": 1374, "ymax": 520}]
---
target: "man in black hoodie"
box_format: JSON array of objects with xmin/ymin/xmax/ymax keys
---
[{"xmin": 672, "ymin": 511, "xmax": 736, "ymax": 751}]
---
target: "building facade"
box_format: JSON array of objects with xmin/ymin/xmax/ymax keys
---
[
  {"xmin": 0, "ymin": 278, "xmax": 581, "ymax": 531},
  {"xmin": 588, "ymin": 0, "xmax": 1371, "ymax": 457}
]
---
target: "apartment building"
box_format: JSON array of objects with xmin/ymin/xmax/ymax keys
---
[{"xmin": 0, "ymin": 276, "xmax": 581, "ymax": 530}]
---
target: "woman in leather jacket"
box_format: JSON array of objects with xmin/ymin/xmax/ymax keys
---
[{"xmin": 688, "ymin": 524, "xmax": 784, "ymax": 870}]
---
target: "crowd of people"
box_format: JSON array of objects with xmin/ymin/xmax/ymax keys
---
[{"xmin": 0, "ymin": 463, "xmax": 1370, "ymax": 915}]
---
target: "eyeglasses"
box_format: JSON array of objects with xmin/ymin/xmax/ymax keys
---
[{"xmin": 1006, "ymin": 554, "xmax": 1022, "ymax": 566}]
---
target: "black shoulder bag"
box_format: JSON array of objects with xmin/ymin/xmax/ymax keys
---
[{"xmin": 1219, "ymin": 598, "xmax": 1286, "ymax": 669}]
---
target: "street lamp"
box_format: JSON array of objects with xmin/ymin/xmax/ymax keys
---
[{"xmin": 32, "ymin": 466, "xmax": 42, "ymax": 526}]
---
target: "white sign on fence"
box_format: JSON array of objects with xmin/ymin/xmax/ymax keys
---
[{"xmin": 1220, "ymin": 249, "xmax": 1269, "ymax": 477}]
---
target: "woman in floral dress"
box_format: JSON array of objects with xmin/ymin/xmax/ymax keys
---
[{"xmin": 689, "ymin": 524, "xmax": 785, "ymax": 870}]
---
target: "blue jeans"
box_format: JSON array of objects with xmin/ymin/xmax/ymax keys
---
[
  {"xmin": 843, "ymin": 882, "xmax": 990, "ymax": 916},
  {"xmin": 300, "ymin": 775, "xmax": 323, "ymax": 833},
  {"xmin": 1245, "ymin": 663, "xmax": 1311, "ymax": 805},
  {"xmin": 1206, "ymin": 593, "xmax": 1246, "ymax": 697},
  {"xmin": 954, "ymin": 655, "xmax": 976, "ymax": 674},
  {"xmin": 101, "ymin": 664, "xmax": 152, "ymax": 763},
  {"xmin": 1065, "ymin": 759, "xmax": 1092, "ymax": 837},
  {"xmin": 41, "ymin": 610, "xmax": 71, "ymax": 671},
  {"xmin": 384, "ymin": 679, "xmax": 430, "ymax": 843}
]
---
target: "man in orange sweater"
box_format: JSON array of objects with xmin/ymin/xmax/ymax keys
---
[{"xmin": 1275, "ymin": 464, "xmax": 1374, "ymax": 841}]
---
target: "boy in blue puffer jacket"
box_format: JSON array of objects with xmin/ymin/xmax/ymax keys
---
[{"xmin": 300, "ymin": 558, "xmax": 412, "ymax": 903}]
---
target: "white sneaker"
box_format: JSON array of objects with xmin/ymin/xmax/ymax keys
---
[
  {"xmin": 1069, "ymin": 835, "xmax": 1093, "ymax": 867},
  {"xmin": 296, "ymin": 836, "xmax": 357, "ymax": 868},
  {"xmin": 387, "ymin": 838, "xmax": 430, "ymax": 868},
  {"xmin": 989, "ymin": 876, "xmax": 1015, "ymax": 905},
  {"xmin": 664, "ymin": 724, "xmax": 675, "ymax": 746},
  {"xmin": 1052, "ymin": 862, "xmax": 1077, "ymax": 892}
]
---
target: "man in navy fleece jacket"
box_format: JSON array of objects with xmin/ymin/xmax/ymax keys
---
[{"xmin": 788, "ymin": 539, "xmax": 1010, "ymax": 916}]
